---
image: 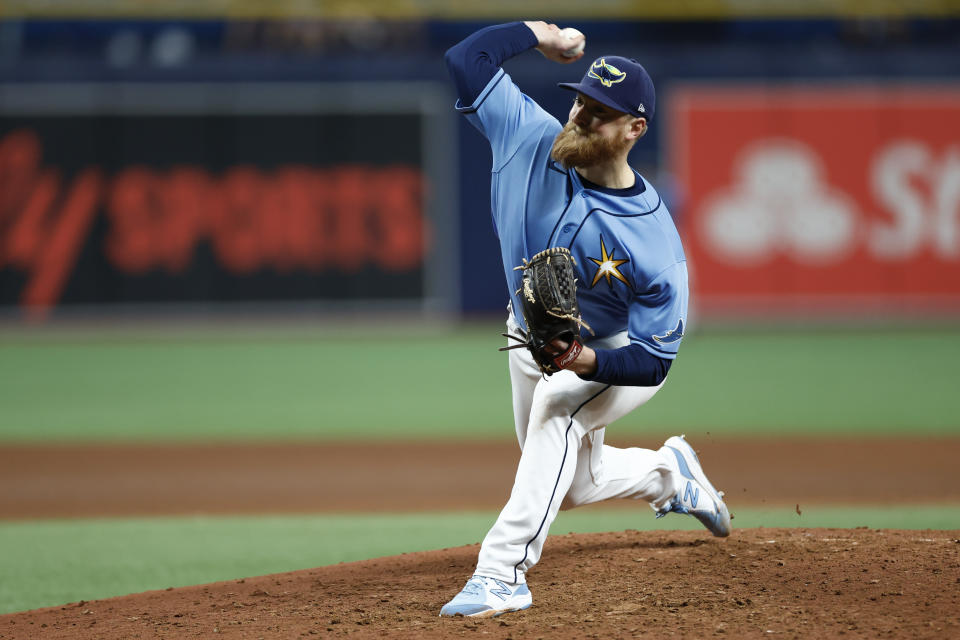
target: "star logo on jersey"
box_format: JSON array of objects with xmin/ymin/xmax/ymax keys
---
[
  {"xmin": 588, "ymin": 236, "xmax": 632, "ymax": 290},
  {"xmin": 588, "ymin": 58, "xmax": 627, "ymax": 87},
  {"xmin": 653, "ymin": 318, "xmax": 685, "ymax": 344}
]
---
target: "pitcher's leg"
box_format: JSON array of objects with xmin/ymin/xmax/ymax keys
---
[
  {"xmin": 562, "ymin": 435, "xmax": 676, "ymax": 511},
  {"xmin": 475, "ymin": 371, "xmax": 612, "ymax": 583},
  {"xmin": 475, "ymin": 408, "xmax": 583, "ymax": 583},
  {"xmin": 561, "ymin": 381, "xmax": 676, "ymax": 510},
  {"xmin": 476, "ymin": 373, "xmax": 669, "ymax": 585},
  {"xmin": 507, "ymin": 327, "xmax": 541, "ymax": 450}
]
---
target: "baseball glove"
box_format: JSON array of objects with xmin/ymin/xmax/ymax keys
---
[{"xmin": 500, "ymin": 247, "xmax": 593, "ymax": 375}]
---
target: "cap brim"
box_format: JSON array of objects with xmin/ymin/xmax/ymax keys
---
[{"xmin": 557, "ymin": 82, "xmax": 638, "ymax": 118}]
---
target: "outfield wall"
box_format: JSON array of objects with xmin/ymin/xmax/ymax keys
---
[{"xmin": 1, "ymin": 18, "xmax": 959, "ymax": 321}]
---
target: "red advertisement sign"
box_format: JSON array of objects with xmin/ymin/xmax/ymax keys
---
[
  {"xmin": 0, "ymin": 110, "xmax": 430, "ymax": 319},
  {"xmin": 669, "ymin": 85, "xmax": 960, "ymax": 315}
]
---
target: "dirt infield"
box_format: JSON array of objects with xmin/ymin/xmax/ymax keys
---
[
  {"xmin": 3, "ymin": 528, "xmax": 958, "ymax": 639},
  {"xmin": 2, "ymin": 436, "xmax": 960, "ymax": 519},
  {"xmin": 2, "ymin": 436, "xmax": 959, "ymax": 638}
]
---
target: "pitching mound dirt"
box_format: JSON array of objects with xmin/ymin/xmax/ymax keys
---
[{"xmin": 4, "ymin": 527, "xmax": 958, "ymax": 639}]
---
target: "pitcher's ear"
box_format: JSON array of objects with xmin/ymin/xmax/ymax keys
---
[{"xmin": 628, "ymin": 117, "xmax": 648, "ymax": 140}]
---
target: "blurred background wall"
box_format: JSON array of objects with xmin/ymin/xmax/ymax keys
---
[{"xmin": 1, "ymin": 1, "xmax": 959, "ymax": 323}]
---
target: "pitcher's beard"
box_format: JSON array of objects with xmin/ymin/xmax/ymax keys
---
[{"xmin": 550, "ymin": 122, "xmax": 627, "ymax": 169}]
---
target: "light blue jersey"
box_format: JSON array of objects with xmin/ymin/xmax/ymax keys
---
[{"xmin": 457, "ymin": 69, "xmax": 688, "ymax": 359}]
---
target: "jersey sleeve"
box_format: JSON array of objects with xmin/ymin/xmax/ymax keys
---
[
  {"xmin": 582, "ymin": 343, "xmax": 672, "ymax": 387},
  {"xmin": 444, "ymin": 22, "xmax": 538, "ymax": 106},
  {"xmin": 628, "ymin": 261, "xmax": 689, "ymax": 359},
  {"xmin": 456, "ymin": 69, "xmax": 556, "ymax": 171}
]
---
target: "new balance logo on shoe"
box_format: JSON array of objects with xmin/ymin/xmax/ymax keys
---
[
  {"xmin": 489, "ymin": 580, "xmax": 512, "ymax": 601},
  {"xmin": 683, "ymin": 480, "xmax": 699, "ymax": 508},
  {"xmin": 658, "ymin": 436, "xmax": 731, "ymax": 538}
]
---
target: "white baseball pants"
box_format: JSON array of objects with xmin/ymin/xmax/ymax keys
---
[{"xmin": 474, "ymin": 315, "xmax": 679, "ymax": 584}]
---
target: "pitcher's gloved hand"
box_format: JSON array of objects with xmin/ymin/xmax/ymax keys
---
[{"xmin": 500, "ymin": 247, "xmax": 593, "ymax": 375}]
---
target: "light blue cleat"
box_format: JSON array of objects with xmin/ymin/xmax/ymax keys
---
[
  {"xmin": 439, "ymin": 575, "xmax": 532, "ymax": 617},
  {"xmin": 657, "ymin": 435, "xmax": 732, "ymax": 537}
]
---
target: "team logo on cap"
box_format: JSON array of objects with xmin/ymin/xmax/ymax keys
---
[{"xmin": 588, "ymin": 58, "xmax": 627, "ymax": 88}]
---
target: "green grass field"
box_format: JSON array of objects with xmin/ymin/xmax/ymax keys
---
[
  {"xmin": 1, "ymin": 324, "xmax": 958, "ymax": 615},
  {"xmin": 2, "ymin": 506, "xmax": 959, "ymax": 615},
  {"xmin": 1, "ymin": 325, "xmax": 958, "ymax": 441}
]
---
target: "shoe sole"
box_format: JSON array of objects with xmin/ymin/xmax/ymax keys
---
[
  {"xmin": 665, "ymin": 435, "xmax": 731, "ymax": 537},
  {"xmin": 440, "ymin": 600, "xmax": 532, "ymax": 618},
  {"xmin": 474, "ymin": 602, "xmax": 532, "ymax": 618}
]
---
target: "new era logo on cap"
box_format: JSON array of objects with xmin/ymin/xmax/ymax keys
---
[{"xmin": 558, "ymin": 55, "xmax": 656, "ymax": 121}]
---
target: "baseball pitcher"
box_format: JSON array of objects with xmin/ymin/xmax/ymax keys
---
[{"xmin": 440, "ymin": 21, "xmax": 731, "ymax": 618}]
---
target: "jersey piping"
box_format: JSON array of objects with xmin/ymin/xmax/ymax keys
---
[
  {"xmin": 550, "ymin": 199, "xmax": 663, "ymax": 249},
  {"xmin": 454, "ymin": 68, "xmax": 508, "ymax": 114}
]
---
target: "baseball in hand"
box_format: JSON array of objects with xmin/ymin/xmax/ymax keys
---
[{"xmin": 559, "ymin": 28, "xmax": 585, "ymax": 58}]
